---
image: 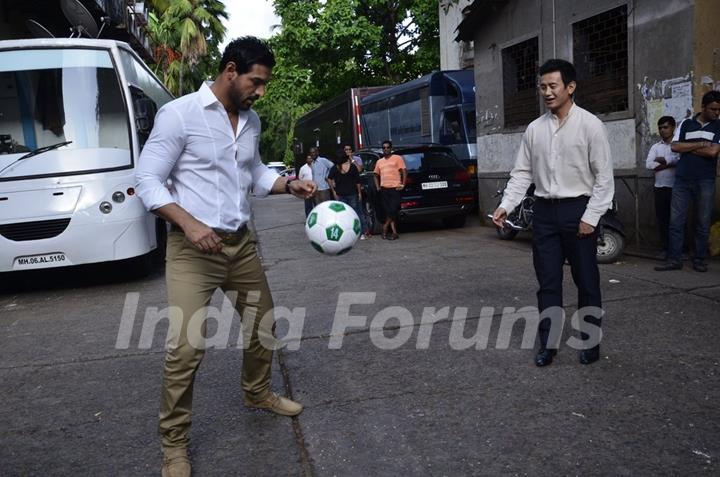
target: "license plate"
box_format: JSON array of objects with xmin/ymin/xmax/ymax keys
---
[
  {"xmin": 14, "ymin": 252, "xmax": 68, "ymax": 269},
  {"xmin": 421, "ymin": 181, "xmax": 448, "ymax": 190}
]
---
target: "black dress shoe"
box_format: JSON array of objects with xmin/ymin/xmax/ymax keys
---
[
  {"xmin": 579, "ymin": 346, "xmax": 600, "ymax": 365},
  {"xmin": 654, "ymin": 261, "xmax": 682, "ymax": 271},
  {"xmin": 535, "ymin": 349, "xmax": 557, "ymax": 367},
  {"xmin": 692, "ymin": 262, "xmax": 708, "ymax": 272}
]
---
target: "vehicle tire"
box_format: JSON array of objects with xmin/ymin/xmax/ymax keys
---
[
  {"xmin": 496, "ymin": 224, "xmax": 518, "ymax": 240},
  {"xmin": 152, "ymin": 219, "xmax": 168, "ymax": 266},
  {"xmin": 596, "ymin": 228, "xmax": 625, "ymax": 264},
  {"xmin": 129, "ymin": 253, "xmax": 153, "ymax": 278},
  {"xmin": 364, "ymin": 197, "xmax": 383, "ymax": 235},
  {"xmin": 443, "ymin": 214, "xmax": 466, "ymax": 228}
]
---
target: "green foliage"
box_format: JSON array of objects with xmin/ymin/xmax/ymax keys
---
[
  {"xmin": 255, "ymin": 0, "xmax": 440, "ymax": 163},
  {"xmin": 145, "ymin": 0, "xmax": 227, "ymax": 96}
]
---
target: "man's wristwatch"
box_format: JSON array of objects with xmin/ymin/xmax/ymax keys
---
[{"xmin": 285, "ymin": 178, "xmax": 294, "ymax": 194}]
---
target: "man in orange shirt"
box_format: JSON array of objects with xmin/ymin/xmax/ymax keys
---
[{"xmin": 373, "ymin": 140, "xmax": 406, "ymax": 240}]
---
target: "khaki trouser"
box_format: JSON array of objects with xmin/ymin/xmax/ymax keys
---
[{"xmin": 159, "ymin": 227, "xmax": 275, "ymax": 450}]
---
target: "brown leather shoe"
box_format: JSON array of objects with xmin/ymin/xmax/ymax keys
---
[
  {"xmin": 245, "ymin": 392, "xmax": 303, "ymax": 417},
  {"xmin": 162, "ymin": 448, "xmax": 191, "ymax": 477}
]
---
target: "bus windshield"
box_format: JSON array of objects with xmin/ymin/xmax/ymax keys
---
[{"xmin": 0, "ymin": 48, "xmax": 131, "ymax": 180}]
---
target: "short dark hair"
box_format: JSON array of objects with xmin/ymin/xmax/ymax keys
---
[
  {"xmin": 657, "ymin": 116, "xmax": 676, "ymax": 127},
  {"xmin": 701, "ymin": 90, "xmax": 720, "ymax": 107},
  {"xmin": 219, "ymin": 36, "xmax": 275, "ymax": 74},
  {"xmin": 381, "ymin": 140, "xmax": 392, "ymax": 148},
  {"xmin": 538, "ymin": 59, "xmax": 577, "ymax": 87}
]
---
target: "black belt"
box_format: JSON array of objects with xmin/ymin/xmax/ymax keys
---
[
  {"xmin": 534, "ymin": 195, "xmax": 589, "ymax": 204},
  {"xmin": 170, "ymin": 224, "xmax": 248, "ymax": 245}
]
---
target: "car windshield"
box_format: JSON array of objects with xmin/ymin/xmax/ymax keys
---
[
  {"xmin": 400, "ymin": 151, "xmax": 460, "ymax": 172},
  {"xmin": 0, "ymin": 48, "xmax": 131, "ymax": 180}
]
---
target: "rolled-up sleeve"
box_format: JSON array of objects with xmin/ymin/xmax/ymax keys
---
[
  {"xmin": 135, "ymin": 106, "xmax": 185, "ymax": 211},
  {"xmin": 582, "ymin": 123, "xmax": 615, "ymax": 226},
  {"xmin": 249, "ymin": 131, "xmax": 279, "ymax": 197}
]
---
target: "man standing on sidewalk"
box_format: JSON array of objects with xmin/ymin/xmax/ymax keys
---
[
  {"xmin": 309, "ymin": 146, "xmax": 334, "ymax": 204},
  {"xmin": 373, "ymin": 140, "xmax": 406, "ymax": 240},
  {"xmin": 645, "ymin": 116, "xmax": 680, "ymax": 258},
  {"xmin": 136, "ymin": 37, "xmax": 316, "ymax": 477},
  {"xmin": 655, "ymin": 90, "xmax": 720, "ymax": 273},
  {"xmin": 299, "ymin": 152, "xmax": 314, "ymax": 217},
  {"xmin": 492, "ymin": 59, "xmax": 614, "ymax": 367}
]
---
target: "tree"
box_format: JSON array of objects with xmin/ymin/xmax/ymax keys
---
[
  {"xmin": 145, "ymin": 0, "xmax": 227, "ymax": 96},
  {"xmin": 256, "ymin": 0, "xmax": 439, "ymax": 163}
]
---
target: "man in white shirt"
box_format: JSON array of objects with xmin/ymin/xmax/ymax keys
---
[
  {"xmin": 135, "ymin": 37, "xmax": 316, "ymax": 477},
  {"xmin": 298, "ymin": 152, "xmax": 314, "ymax": 216},
  {"xmin": 645, "ymin": 116, "xmax": 679, "ymax": 256},
  {"xmin": 493, "ymin": 59, "xmax": 614, "ymax": 367}
]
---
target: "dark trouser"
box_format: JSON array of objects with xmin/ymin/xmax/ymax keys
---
[
  {"xmin": 314, "ymin": 189, "xmax": 332, "ymax": 205},
  {"xmin": 304, "ymin": 198, "xmax": 314, "ymax": 217},
  {"xmin": 338, "ymin": 194, "xmax": 367, "ymax": 234},
  {"xmin": 667, "ymin": 177, "xmax": 716, "ymax": 264},
  {"xmin": 653, "ymin": 186, "xmax": 673, "ymax": 251},
  {"xmin": 532, "ymin": 197, "xmax": 602, "ymax": 350},
  {"xmin": 380, "ymin": 188, "xmax": 401, "ymax": 221}
]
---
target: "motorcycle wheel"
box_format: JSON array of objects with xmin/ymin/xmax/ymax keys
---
[
  {"xmin": 596, "ymin": 228, "xmax": 625, "ymax": 264},
  {"xmin": 364, "ymin": 198, "xmax": 383, "ymax": 235},
  {"xmin": 496, "ymin": 223, "xmax": 519, "ymax": 240}
]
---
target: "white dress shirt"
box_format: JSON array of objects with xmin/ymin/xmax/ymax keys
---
[
  {"xmin": 298, "ymin": 163, "xmax": 313, "ymax": 181},
  {"xmin": 645, "ymin": 140, "xmax": 679, "ymax": 188},
  {"xmin": 135, "ymin": 82, "xmax": 278, "ymax": 231},
  {"xmin": 499, "ymin": 103, "xmax": 615, "ymax": 226}
]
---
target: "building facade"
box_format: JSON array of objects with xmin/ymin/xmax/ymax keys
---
[
  {"xmin": 0, "ymin": 0, "xmax": 152, "ymax": 61},
  {"xmin": 439, "ymin": 0, "xmax": 475, "ymax": 70},
  {"xmin": 455, "ymin": 0, "xmax": 720, "ymax": 248}
]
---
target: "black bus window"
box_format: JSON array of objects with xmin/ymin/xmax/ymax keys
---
[
  {"xmin": 441, "ymin": 109, "xmax": 463, "ymax": 144},
  {"xmin": 464, "ymin": 109, "xmax": 476, "ymax": 141}
]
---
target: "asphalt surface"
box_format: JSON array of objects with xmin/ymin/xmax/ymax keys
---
[{"xmin": 1, "ymin": 194, "xmax": 719, "ymax": 476}]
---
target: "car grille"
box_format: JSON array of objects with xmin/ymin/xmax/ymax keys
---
[{"xmin": 0, "ymin": 218, "xmax": 71, "ymax": 241}]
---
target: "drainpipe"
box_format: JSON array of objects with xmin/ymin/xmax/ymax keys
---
[{"xmin": 551, "ymin": 0, "xmax": 557, "ymax": 57}]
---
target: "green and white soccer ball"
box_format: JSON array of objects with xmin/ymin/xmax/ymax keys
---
[{"xmin": 305, "ymin": 200, "xmax": 361, "ymax": 255}]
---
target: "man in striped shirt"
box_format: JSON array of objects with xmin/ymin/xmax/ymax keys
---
[{"xmin": 655, "ymin": 90, "xmax": 720, "ymax": 273}]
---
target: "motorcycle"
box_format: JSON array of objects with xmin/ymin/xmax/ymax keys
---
[{"xmin": 491, "ymin": 184, "xmax": 626, "ymax": 264}]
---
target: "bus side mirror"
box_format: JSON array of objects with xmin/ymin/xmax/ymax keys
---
[
  {"xmin": 129, "ymin": 84, "xmax": 157, "ymax": 138},
  {"xmin": 134, "ymin": 96, "xmax": 157, "ymax": 135}
]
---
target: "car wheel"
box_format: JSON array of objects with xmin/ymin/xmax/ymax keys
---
[
  {"xmin": 596, "ymin": 228, "xmax": 625, "ymax": 264},
  {"xmin": 153, "ymin": 219, "xmax": 168, "ymax": 266},
  {"xmin": 442, "ymin": 214, "xmax": 466, "ymax": 228}
]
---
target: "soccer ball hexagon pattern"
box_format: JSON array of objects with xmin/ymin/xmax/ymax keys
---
[{"xmin": 305, "ymin": 200, "xmax": 361, "ymax": 255}]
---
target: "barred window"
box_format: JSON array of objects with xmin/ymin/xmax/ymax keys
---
[
  {"xmin": 502, "ymin": 37, "xmax": 539, "ymax": 128},
  {"xmin": 573, "ymin": 5, "xmax": 628, "ymax": 114}
]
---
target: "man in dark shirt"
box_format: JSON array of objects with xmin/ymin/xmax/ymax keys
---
[{"xmin": 656, "ymin": 90, "xmax": 720, "ymax": 273}]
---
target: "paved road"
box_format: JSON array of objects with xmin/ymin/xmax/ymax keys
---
[{"xmin": 1, "ymin": 194, "xmax": 719, "ymax": 476}]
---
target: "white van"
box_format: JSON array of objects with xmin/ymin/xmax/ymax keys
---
[{"xmin": 0, "ymin": 38, "xmax": 173, "ymax": 272}]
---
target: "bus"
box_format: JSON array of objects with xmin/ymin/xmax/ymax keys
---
[
  {"xmin": 360, "ymin": 70, "xmax": 477, "ymax": 178},
  {"xmin": 292, "ymin": 86, "xmax": 388, "ymax": 168},
  {"xmin": 0, "ymin": 38, "xmax": 172, "ymax": 273}
]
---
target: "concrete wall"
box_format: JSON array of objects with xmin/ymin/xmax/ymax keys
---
[
  {"xmin": 469, "ymin": 0, "xmax": 705, "ymax": 247},
  {"xmin": 439, "ymin": 0, "xmax": 474, "ymax": 70}
]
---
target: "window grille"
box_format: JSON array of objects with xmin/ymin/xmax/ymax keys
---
[
  {"xmin": 502, "ymin": 37, "xmax": 539, "ymax": 128},
  {"xmin": 572, "ymin": 5, "xmax": 629, "ymax": 114}
]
